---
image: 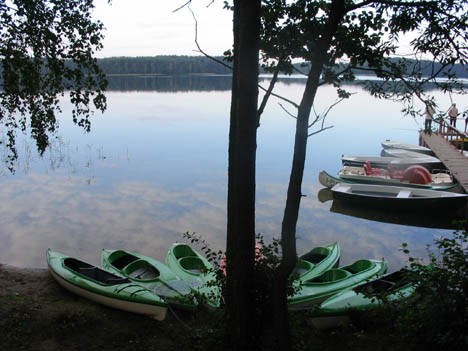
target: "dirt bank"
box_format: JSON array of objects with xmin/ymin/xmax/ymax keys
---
[
  {"xmin": 0, "ymin": 264, "xmax": 202, "ymax": 351},
  {"xmin": 0, "ymin": 264, "xmax": 407, "ymax": 351}
]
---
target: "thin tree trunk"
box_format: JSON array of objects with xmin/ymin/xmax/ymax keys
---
[
  {"xmin": 225, "ymin": 0, "xmax": 261, "ymax": 350},
  {"xmin": 269, "ymin": 2, "xmax": 347, "ymax": 350},
  {"xmin": 268, "ymin": 62, "xmax": 323, "ymax": 351}
]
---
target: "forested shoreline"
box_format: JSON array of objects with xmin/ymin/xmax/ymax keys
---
[{"xmin": 97, "ymin": 55, "xmax": 467, "ymax": 78}]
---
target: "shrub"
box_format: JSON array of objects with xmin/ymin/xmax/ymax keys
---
[{"xmin": 387, "ymin": 226, "xmax": 468, "ymax": 350}]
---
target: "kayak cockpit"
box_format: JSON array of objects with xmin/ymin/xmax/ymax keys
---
[{"xmin": 64, "ymin": 258, "xmax": 130, "ymax": 285}]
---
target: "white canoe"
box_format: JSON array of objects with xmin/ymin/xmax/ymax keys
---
[
  {"xmin": 381, "ymin": 140, "xmax": 434, "ymax": 156},
  {"xmin": 318, "ymin": 168, "xmax": 459, "ymax": 192},
  {"xmin": 330, "ymin": 182, "xmax": 467, "ymax": 212},
  {"xmin": 342, "ymin": 155, "xmax": 444, "ymax": 171}
]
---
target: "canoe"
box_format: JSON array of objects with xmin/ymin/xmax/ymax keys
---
[
  {"xmin": 381, "ymin": 140, "xmax": 434, "ymax": 156},
  {"xmin": 288, "ymin": 258, "xmax": 387, "ymax": 310},
  {"xmin": 47, "ymin": 249, "xmax": 167, "ymax": 320},
  {"xmin": 165, "ymin": 243, "xmax": 221, "ymax": 308},
  {"xmin": 381, "ymin": 148, "xmax": 440, "ymax": 159},
  {"xmin": 318, "ymin": 168, "xmax": 459, "ymax": 192},
  {"xmin": 342, "ymin": 155, "xmax": 444, "ymax": 171},
  {"xmin": 330, "ymin": 182, "xmax": 468, "ymax": 212},
  {"xmin": 101, "ymin": 249, "xmax": 198, "ymax": 311},
  {"xmin": 310, "ymin": 268, "xmax": 416, "ymax": 318},
  {"xmin": 293, "ymin": 242, "xmax": 340, "ymax": 281}
]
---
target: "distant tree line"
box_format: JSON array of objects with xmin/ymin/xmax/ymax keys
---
[
  {"xmin": 98, "ymin": 55, "xmax": 232, "ymax": 75},
  {"xmin": 0, "ymin": 56, "xmax": 465, "ymax": 87},
  {"xmin": 97, "ymin": 55, "xmax": 467, "ymax": 79}
]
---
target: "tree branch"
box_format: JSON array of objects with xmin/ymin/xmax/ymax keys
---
[
  {"xmin": 188, "ymin": 6, "xmax": 232, "ymax": 69},
  {"xmin": 172, "ymin": 1, "xmax": 192, "ymax": 13},
  {"xmin": 257, "ymin": 65, "xmax": 280, "ymax": 126}
]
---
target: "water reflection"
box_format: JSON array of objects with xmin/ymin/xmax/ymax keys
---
[
  {"xmin": 104, "ymin": 74, "xmax": 454, "ymax": 93},
  {"xmin": 106, "ymin": 74, "xmax": 233, "ymax": 92},
  {"xmin": 0, "ymin": 79, "xmax": 459, "ymax": 273},
  {"xmin": 319, "ymin": 187, "xmax": 464, "ymax": 230}
]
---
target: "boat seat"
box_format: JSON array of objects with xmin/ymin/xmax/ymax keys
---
[
  {"xmin": 123, "ymin": 259, "xmax": 160, "ymax": 280},
  {"xmin": 396, "ymin": 189, "xmax": 412, "ymax": 198}
]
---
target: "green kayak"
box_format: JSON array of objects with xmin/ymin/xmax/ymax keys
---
[
  {"xmin": 166, "ymin": 243, "xmax": 221, "ymax": 308},
  {"xmin": 293, "ymin": 242, "xmax": 340, "ymax": 281},
  {"xmin": 288, "ymin": 258, "xmax": 387, "ymax": 310},
  {"xmin": 100, "ymin": 249, "xmax": 198, "ymax": 311},
  {"xmin": 311, "ymin": 268, "xmax": 416, "ymax": 317},
  {"xmin": 47, "ymin": 249, "xmax": 167, "ymax": 320}
]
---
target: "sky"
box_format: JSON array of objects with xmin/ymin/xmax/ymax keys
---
[
  {"xmin": 91, "ymin": 1, "xmax": 423, "ymax": 60},
  {"xmin": 93, "ymin": 1, "xmax": 233, "ymax": 58}
]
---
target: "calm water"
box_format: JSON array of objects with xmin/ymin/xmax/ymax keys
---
[{"xmin": 0, "ymin": 77, "xmax": 459, "ymax": 271}]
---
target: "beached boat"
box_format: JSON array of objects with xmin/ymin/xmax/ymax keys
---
[
  {"xmin": 311, "ymin": 269, "xmax": 415, "ymax": 317},
  {"xmin": 293, "ymin": 242, "xmax": 340, "ymax": 281},
  {"xmin": 341, "ymin": 155, "xmax": 444, "ymax": 171},
  {"xmin": 288, "ymin": 258, "xmax": 387, "ymax": 310},
  {"xmin": 166, "ymin": 243, "xmax": 221, "ymax": 308},
  {"xmin": 318, "ymin": 167, "xmax": 459, "ymax": 192},
  {"xmin": 381, "ymin": 140, "xmax": 434, "ymax": 156},
  {"xmin": 330, "ymin": 182, "xmax": 468, "ymax": 212},
  {"xmin": 308, "ymin": 269, "xmax": 416, "ymax": 329},
  {"xmin": 101, "ymin": 249, "xmax": 198, "ymax": 311},
  {"xmin": 47, "ymin": 249, "xmax": 168, "ymax": 320}
]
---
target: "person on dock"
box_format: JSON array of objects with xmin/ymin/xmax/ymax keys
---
[
  {"xmin": 424, "ymin": 102, "xmax": 435, "ymax": 134},
  {"xmin": 448, "ymin": 103, "xmax": 458, "ymax": 128}
]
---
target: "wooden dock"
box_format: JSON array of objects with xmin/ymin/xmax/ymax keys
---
[{"xmin": 419, "ymin": 132, "xmax": 468, "ymax": 193}]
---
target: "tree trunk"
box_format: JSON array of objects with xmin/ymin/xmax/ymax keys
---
[
  {"xmin": 269, "ymin": 2, "xmax": 347, "ymax": 350},
  {"xmin": 225, "ymin": 1, "xmax": 261, "ymax": 350},
  {"xmin": 267, "ymin": 62, "xmax": 323, "ymax": 351}
]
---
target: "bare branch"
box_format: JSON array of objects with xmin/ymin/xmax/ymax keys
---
[
  {"xmin": 187, "ymin": 6, "xmax": 232, "ymax": 69},
  {"xmin": 257, "ymin": 66, "xmax": 280, "ymax": 126},
  {"xmin": 292, "ymin": 65, "xmax": 309, "ymax": 76},
  {"xmin": 278, "ymin": 103, "xmax": 298, "ymax": 120},
  {"xmin": 308, "ymin": 125, "xmax": 334, "ymax": 137},
  {"xmin": 173, "ymin": 1, "xmax": 192, "ymax": 13},
  {"xmin": 260, "ymin": 86, "xmax": 299, "ymax": 109},
  {"xmin": 308, "ymin": 96, "xmax": 349, "ymax": 129}
]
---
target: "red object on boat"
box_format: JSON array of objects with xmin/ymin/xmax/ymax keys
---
[
  {"xmin": 401, "ymin": 165, "xmax": 432, "ymax": 184},
  {"xmin": 364, "ymin": 161, "xmax": 388, "ymax": 176}
]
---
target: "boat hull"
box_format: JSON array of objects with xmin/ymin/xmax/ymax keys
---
[
  {"xmin": 381, "ymin": 140, "xmax": 434, "ymax": 156},
  {"xmin": 288, "ymin": 259, "xmax": 387, "ymax": 310},
  {"xmin": 294, "ymin": 242, "xmax": 341, "ymax": 281},
  {"xmin": 313, "ymin": 269, "xmax": 415, "ymax": 316},
  {"xmin": 47, "ymin": 249, "xmax": 167, "ymax": 320},
  {"xmin": 101, "ymin": 249, "xmax": 197, "ymax": 311},
  {"xmin": 330, "ymin": 183, "xmax": 468, "ymax": 212},
  {"xmin": 342, "ymin": 155, "xmax": 444, "ymax": 171},
  {"xmin": 166, "ymin": 243, "xmax": 221, "ymax": 308},
  {"xmin": 319, "ymin": 170, "xmax": 460, "ymax": 192},
  {"xmin": 381, "ymin": 148, "xmax": 438, "ymax": 159}
]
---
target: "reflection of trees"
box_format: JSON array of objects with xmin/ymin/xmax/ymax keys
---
[
  {"xmin": 105, "ymin": 75, "xmax": 463, "ymax": 92},
  {"xmin": 106, "ymin": 74, "xmax": 233, "ymax": 92}
]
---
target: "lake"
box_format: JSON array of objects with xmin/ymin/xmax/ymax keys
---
[{"xmin": 0, "ymin": 76, "xmax": 460, "ymax": 271}]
